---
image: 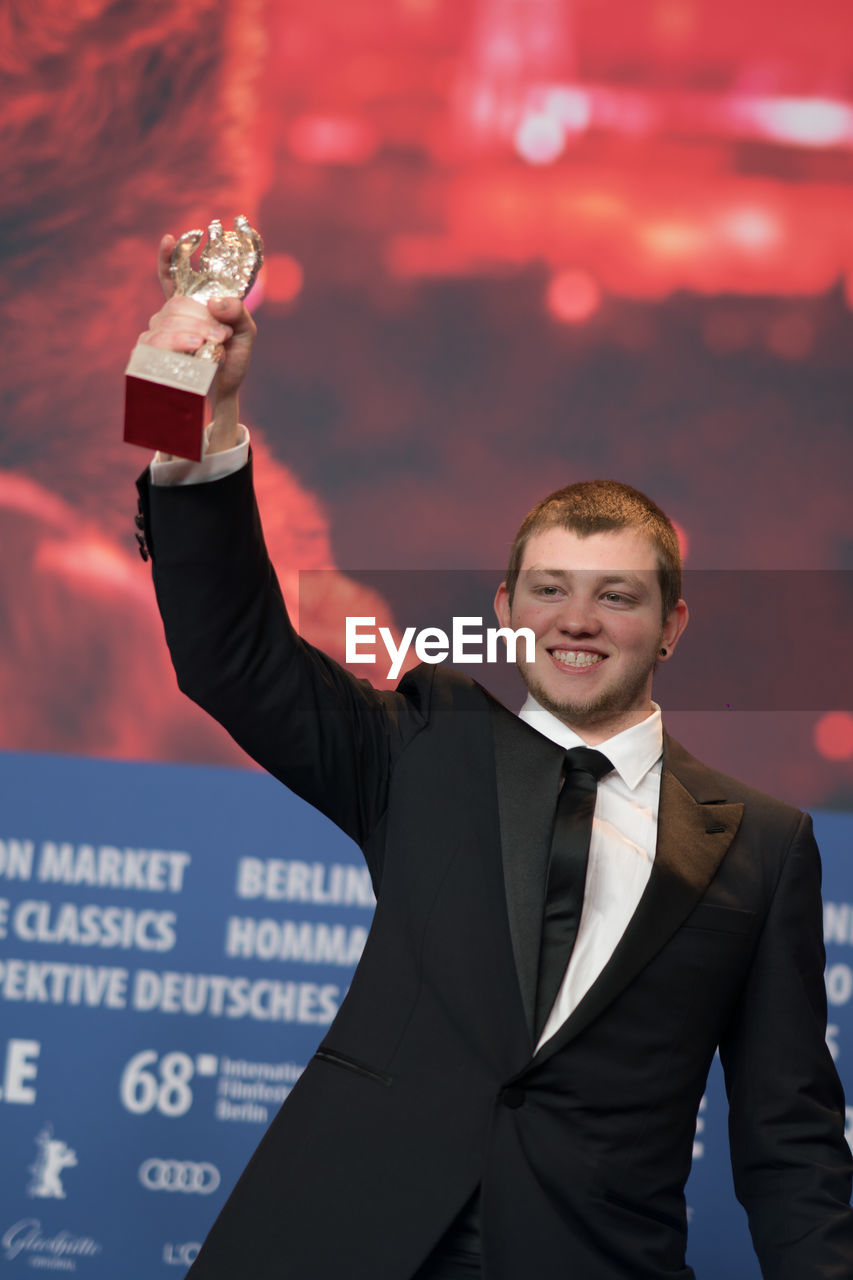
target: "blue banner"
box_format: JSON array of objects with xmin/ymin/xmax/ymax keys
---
[{"xmin": 1, "ymin": 751, "xmax": 850, "ymax": 1277}]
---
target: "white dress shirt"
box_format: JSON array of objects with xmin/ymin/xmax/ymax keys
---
[
  {"xmin": 520, "ymin": 696, "xmax": 663, "ymax": 1050},
  {"xmin": 150, "ymin": 436, "xmax": 664, "ymax": 1052},
  {"xmin": 149, "ymin": 423, "xmax": 250, "ymax": 486}
]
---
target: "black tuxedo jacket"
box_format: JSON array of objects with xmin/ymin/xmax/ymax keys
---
[{"xmin": 139, "ymin": 461, "xmax": 853, "ymax": 1280}]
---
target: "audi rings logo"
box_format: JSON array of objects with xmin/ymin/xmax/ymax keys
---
[{"xmin": 138, "ymin": 1159, "xmax": 221, "ymax": 1195}]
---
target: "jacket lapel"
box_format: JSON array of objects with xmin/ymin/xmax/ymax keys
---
[
  {"xmin": 489, "ymin": 698, "xmax": 566, "ymax": 1042},
  {"xmin": 529, "ymin": 732, "xmax": 744, "ymax": 1065}
]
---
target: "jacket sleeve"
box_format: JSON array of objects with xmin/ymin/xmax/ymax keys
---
[
  {"xmin": 719, "ymin": 810, "xmax": 853, "ymax": 1279},
  {"xmin": 137, "ymin": 457, "xmax": 430, "ymax": 872}
]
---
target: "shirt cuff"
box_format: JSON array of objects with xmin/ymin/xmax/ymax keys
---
[{"xmin": 149, "ymin": 424, "xmax": 250, "ymax": 486}]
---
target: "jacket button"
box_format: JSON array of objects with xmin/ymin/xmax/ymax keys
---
[{"xmin": 500, "ymin": 1086, "xmax": 525, "ymax": 1109}]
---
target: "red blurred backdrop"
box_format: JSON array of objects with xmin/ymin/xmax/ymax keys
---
[{"xmin": 2, "ymin": 0, "xmax": 852, "ymax": 804}]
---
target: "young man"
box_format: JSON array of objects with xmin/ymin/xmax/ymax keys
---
[{"xmin": 135, "ymin": 245, "xmax": 853, "ymax": 1279}]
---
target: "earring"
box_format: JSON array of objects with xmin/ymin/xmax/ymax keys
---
[{"xmin": 659, "ymin": 647, "xmax": 667, "ymax": 656}]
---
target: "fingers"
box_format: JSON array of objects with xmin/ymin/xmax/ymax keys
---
[
  {"xmin": 139, "ymin": 295, "xmax": 233, "ymax": 354},
  {"xmin": 207, "ymin": 296, "xmax": 256, "ymax": 337},
  {"xmin": 140, "ymin": 329, "xmax": 224, "ymax": 355},
  {"xmin": 139, "ymin": 241, "xmax": 257, "ymax": 385},
  {"xmin": 158, "ymin": 235, "xmax": 176, "ymax": 299}
]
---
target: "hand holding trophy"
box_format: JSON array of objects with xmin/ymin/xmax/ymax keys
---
[{"xmin": 124, "ymin": 216, "xmax": 263, "ymax": 461}]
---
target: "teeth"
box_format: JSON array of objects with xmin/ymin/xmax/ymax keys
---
[{"xmin": 552, "ymin": 650, "xmax": 605, "ymax": 668}]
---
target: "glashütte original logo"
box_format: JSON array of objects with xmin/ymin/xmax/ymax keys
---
[
  {"xmin": 138, "ymin": 1159, "xmax": 220, "ymax": 1194},
  {"xmin": 28, "ymin": 1126, "xmax": 78, "ymax": 1200},
  {"xmin": 2, "ymin": 1219, "xmax": 101, "ymax": 1269}
]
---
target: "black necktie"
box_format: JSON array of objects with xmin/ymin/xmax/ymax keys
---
[{"xmin": 534, "ymin": 746, "xmax": 614, "ymax": 1039}]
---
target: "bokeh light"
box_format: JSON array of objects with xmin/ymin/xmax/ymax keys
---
[
  {"xmin": 287, "ymin": 115, "xmax": 377, "ymax": 164},
  {"xmin": 546, "ymin": 268, "xmax": 602, "ymax": 323},
  {"xmin": 749, "ymin": 97, "xmax": 853, "ymax": 149},
  {"xmin": 514, "ymin": 112, "xmax": 566, "ymax": 165},
  {"xmin": 815, "ymin": 713, "xmax": 853, "ymax": 761},
  {"xmin": 263, "ymin": 253, "xmax": 305, "ymax": 305},
  {"xmin": 672, "ymin": 520, "xmax": 690, "ymax": 563}
]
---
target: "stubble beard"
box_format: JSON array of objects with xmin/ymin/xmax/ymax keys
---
[{"xmin": 517, "ymin": 641, "xmax": 662, "ymax": 734}]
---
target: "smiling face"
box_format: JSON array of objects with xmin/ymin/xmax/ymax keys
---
[{"xmin": 494, "ymin": 525, "xmax": 689, "ymax": 744}]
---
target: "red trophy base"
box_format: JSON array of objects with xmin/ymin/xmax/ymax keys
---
[{"xmin": 124, "ymin": 344, "xmax": 218, "ymax": 462}]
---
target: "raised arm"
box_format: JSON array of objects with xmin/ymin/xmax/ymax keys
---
[{"xmin": 135, "ymin": 238, "xmax": 430, "ymax": 871}]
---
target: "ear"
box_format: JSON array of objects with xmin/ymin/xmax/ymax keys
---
[
  {"xmin": 494, "ymin": 582, "xmax": 512, "ymax": 630},
  {"xmin": 658, "ymin": 598, "xmax": 689, "ymax": 662}
]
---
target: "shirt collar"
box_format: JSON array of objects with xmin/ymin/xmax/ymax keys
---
[{"xmin": 518, "ymin": 696, "xmax": 663, "ymax": 791}]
